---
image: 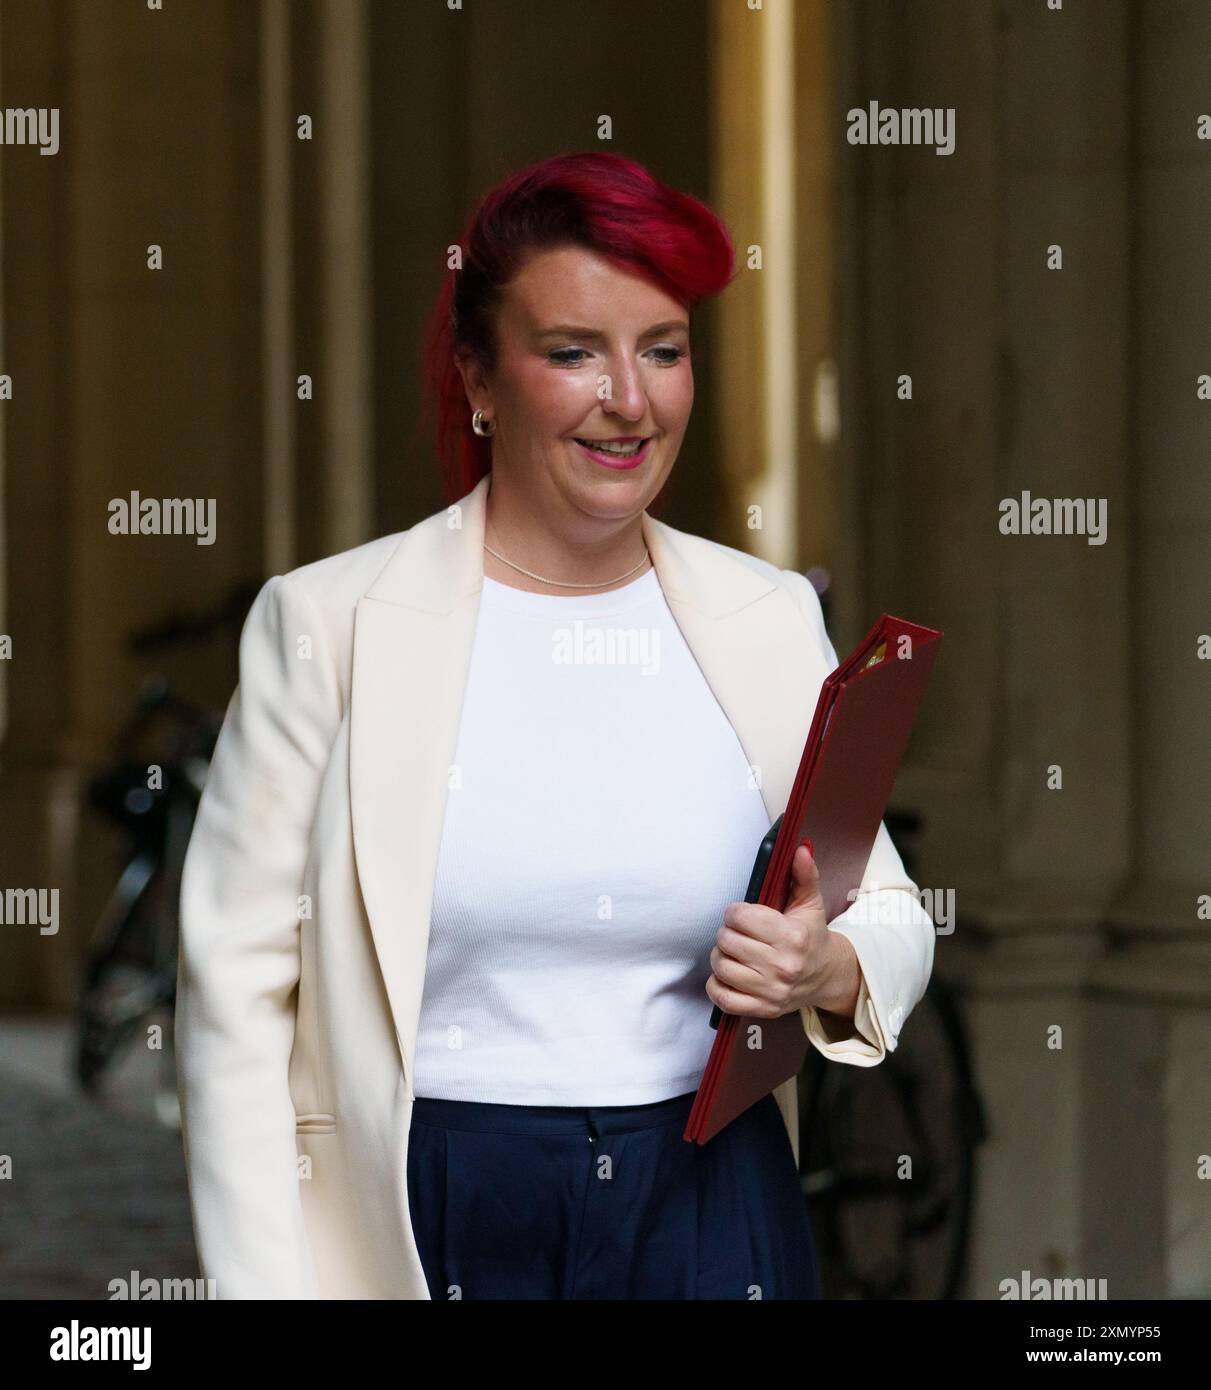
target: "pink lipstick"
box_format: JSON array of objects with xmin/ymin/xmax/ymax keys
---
[{"xmin": 571, "ymin": 436, "xmax": 652, "ymax": 470}]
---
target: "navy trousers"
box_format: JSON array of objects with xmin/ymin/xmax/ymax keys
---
[{"xmin": 405, "ymin": 1087, "xmax": 821, "ymax": 1300}]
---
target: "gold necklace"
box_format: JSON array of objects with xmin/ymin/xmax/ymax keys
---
[{"xmin": 483, "ymin": 537, "xmax": 651, "ymax": 589}]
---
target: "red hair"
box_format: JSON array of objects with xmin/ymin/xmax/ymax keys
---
[{"xmin": 419, "ymin": 151, "xmax": 737, "ymax": 507}]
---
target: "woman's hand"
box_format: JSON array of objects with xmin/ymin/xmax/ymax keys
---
[{"xmin": 706, "ymin": 842, "xmax": 862, "ymax": 1026}]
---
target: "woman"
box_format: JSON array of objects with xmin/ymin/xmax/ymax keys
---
[{"xmin": 175, "ymin": 151, "xmax": 935, "ymax": 1300}]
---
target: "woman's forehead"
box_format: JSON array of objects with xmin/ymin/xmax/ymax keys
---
[{"xmin": 503, "ymin": 247, "xmax": 688, "ymax": 329}]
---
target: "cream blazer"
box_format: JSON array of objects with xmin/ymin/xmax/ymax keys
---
[{"xmin": 175, "ymin": 471, "xmax": 935, "ymax": 1299}]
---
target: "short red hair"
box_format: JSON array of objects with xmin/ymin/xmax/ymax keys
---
[{"xmin": 419, "ymin": 151, "xmax": 737, "ymax": 506}]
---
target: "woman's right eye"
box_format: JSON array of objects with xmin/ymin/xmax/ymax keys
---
[{"xmin": 548, "ymin": 348, "xmax": 589, "ymax": 366}]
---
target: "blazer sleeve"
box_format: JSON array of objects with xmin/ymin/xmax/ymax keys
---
[
  {"xmin": 175, "ymin": 573, "xmax": 340, "ymax": 1297},
  {"xmin": 783, "ymin": 568, "xmax": 936, "ymax": 1067}
]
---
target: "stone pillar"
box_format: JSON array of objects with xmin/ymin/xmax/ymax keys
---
[
  {"xmin": 0, "ymin": 0, "xmax": 263, "ymax": 1006},
  {"xmin": 836, "ymin": 0, "xmax": 1211, "ymax": 1298},
  {"xmin": 1101, "ymin": 0, "xmax": 1211, "ymax": 1297},
  {"xmin": 316, "ymin": 0, "xmax": 373, "ymax": 554},
  {"xmin": 0, "ymin": 0, "xmax": 86, "ymax": 1008},
  {"xmin": 710, "ymin": 0, "xmax": 842, "ymax": 568}
]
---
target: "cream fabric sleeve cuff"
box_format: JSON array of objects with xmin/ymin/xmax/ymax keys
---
[
  {"xmin": 801, "ymin": 958, "xmax": 885, "ymax": 1063},
  {"xmin": 798, "ymin": 884, "xmax": 935, "ymax": 1067}
]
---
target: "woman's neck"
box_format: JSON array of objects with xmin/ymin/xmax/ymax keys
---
[{"xmin": 482, "ymin": 479, "xmax": 651, "ymax": 596}]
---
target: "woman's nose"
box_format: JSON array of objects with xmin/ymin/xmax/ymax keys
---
[{"xmin": 603, "ymin": 356, "xmax": 648, "ymax": 420}]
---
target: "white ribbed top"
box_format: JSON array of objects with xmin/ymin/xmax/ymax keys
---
[{"xmin": 410, "ymin": 566, "xmax": 774, "ymax": 1105}]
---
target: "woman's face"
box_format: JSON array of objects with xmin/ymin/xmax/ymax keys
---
[{"xmin": 459, "ymin": 244, "xmax": 694, "ymax": 524}]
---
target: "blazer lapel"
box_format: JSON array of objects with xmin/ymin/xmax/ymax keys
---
[
  {"xmin": 641, "ymin": 512, "xmax": 826, "ymax": 827},
  {"xmin": 348, "ymin": 473, "xmax": 824, "ymax": 1093}
]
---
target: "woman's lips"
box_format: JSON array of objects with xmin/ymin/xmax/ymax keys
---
[{"xmin": 571, "ymin": 437, "xmax": 652, "ymax": 470}]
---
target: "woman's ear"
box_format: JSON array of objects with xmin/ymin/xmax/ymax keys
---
[{"xmin": 454, "ymin": 349, "xmax": 491, "ymax": 415}]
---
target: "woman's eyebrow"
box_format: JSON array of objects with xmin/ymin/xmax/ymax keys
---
[{"xmin": 533, "ymin": 320, "xmax": 690, "ymax": 341}]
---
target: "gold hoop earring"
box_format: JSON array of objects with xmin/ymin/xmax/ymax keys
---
[{"xmin": 471, "ymin": 409, "xmax": 496, "ymax": 438}]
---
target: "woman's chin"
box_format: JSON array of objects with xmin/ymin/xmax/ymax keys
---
[
  {"xmin": 565, "ymin": 454, "xmax": 670, "ymax": 508},
  {"xmin": 567, "ymin": 472, "xmax": 657, "ymax": 518}
]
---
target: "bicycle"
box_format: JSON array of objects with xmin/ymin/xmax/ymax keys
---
[
  {"xmin": 798, "ymin": 808, "xmax": 987, "ymax": 1299},
  {"xmin": 73, "ymin": 584, "xmax": 257, "ymax": 1126}
]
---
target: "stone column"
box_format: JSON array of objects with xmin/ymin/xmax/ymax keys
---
[
  {"xmin": 0, "ymin": 0, "xmax": 264, "ymax": 1005},
  {"xmin": 830, "ymin": 0, "xmax": 1207, "ymax": 1298}
]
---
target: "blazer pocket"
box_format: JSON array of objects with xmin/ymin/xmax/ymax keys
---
[{"xmin": 295, "ymin": 1112, "xmax": 337, "ymax": 1135}]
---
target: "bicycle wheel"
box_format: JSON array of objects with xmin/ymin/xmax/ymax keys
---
[
  {"xmin": 799, "ymin": 978, "xmax": 982, "ymax": 1299},
  {"xmin": 75, "ymin": 861, "xmax": 177, "ymax": 1094}
]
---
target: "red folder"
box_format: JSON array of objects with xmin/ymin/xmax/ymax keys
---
[{"xmin": 683, "ymin": 612, "xmax": 942, "ymax": 1146}]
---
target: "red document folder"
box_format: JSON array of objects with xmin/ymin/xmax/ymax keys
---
[{"xmin": 683, "ymin": 612, "xmax": 943, "ymax": 1146}]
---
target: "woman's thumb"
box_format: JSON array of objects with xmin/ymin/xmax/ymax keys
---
[{"xmin": 785, "ymin": 840, "xmax": 823, "ymax": 915}]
